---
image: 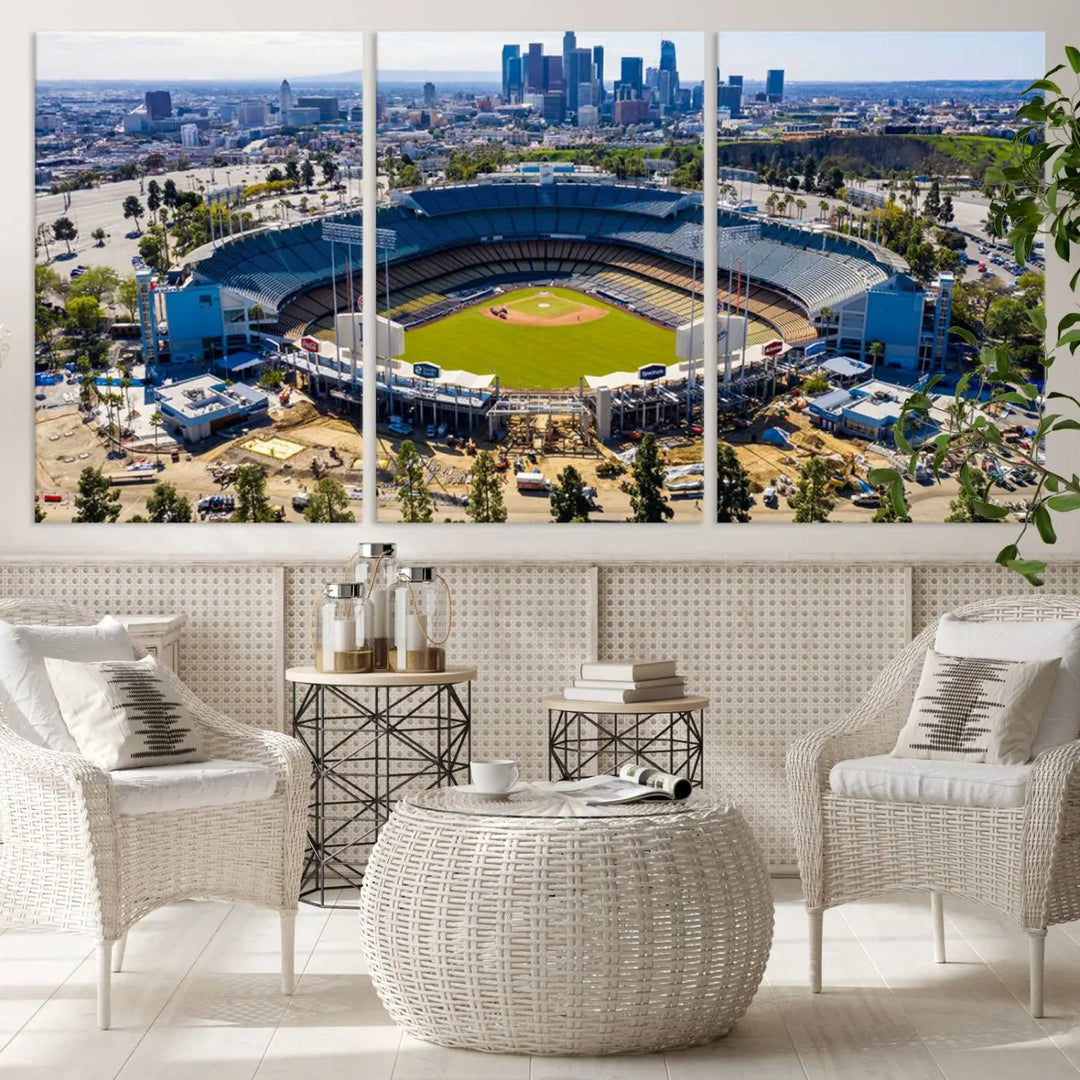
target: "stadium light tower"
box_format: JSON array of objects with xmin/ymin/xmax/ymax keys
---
[
  {"xmin": 685, "ymin": 226, "xmax": 703, "ymax": 426},
  {"xmin": 322, "ymin": 220, "xmax": 364, "ymax": 386},
  {"xmin": 376, "ymin": 227, "xmax": 398, "ymax": 416}
]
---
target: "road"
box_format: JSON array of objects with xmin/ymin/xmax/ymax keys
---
[{"xmin": 35, "ymin": 164, "xmax": 359, "ymax": 282}]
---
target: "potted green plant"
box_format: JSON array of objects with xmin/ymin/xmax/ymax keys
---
[{"xmin": 871, "ymin": 48, "xmax": 1080, "ymax": 585}]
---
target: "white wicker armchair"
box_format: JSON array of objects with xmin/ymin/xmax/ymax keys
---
[
  {"xmin": 0, "ymin": 599, "xmax": 310, "ymax": 1029},
  {"xmin": 787, "ymin": 594, "xmax": 1080, "ymax": 1018}
]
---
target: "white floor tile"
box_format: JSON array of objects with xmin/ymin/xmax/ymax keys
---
[
  {"xmin": 394, "ymin": 1034, "xmax": 530, "ymax": 1079},
  {"xmin": 529, "ymin": 1052, "xmax": 668, "ymax": 1080}
]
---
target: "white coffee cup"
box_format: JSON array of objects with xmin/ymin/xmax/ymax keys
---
[{"xmin": 470, "ymin": 758, "xmax": 519, "ymax": 794}]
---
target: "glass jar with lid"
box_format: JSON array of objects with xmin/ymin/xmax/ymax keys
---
[
  {"xmin": 314, "ymin": 582, "xmax": 373, "ymax": 674},
  {"xmin": 390, "ymin": 566, "xmax": 452, "ymax": 674},
  {"xmin": 352, "ymin": 542, "xmax": 397, "ymax": 670}
]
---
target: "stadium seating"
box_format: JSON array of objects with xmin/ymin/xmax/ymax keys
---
[{"xmin": 191, "ymin": 183, "xmax": 891, "ymax": 341}]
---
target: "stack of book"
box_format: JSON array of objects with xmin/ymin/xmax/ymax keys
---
[{"xmin": 563, "ymin": 659, "xmax": 685, "ymax": 703}]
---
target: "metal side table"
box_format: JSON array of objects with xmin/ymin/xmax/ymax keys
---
[
  {"xmin": 285, "ymin": 666, "xmax": 475, "ymax": 906},
  {"xmin": 544, "ymin": 693, "xmax": 707, "ymax": 785}
]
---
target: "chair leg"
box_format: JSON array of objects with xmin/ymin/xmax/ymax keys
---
[
  {"xmin": 96, "ymin": 941, "xmax": 114, "ymax": 1030},
  {"xmin": 112, "ymin": 932, "xmax": 128, "ymax": 974},
  {"xmin": 281, "ymin": 911, "xmax": 296, "ymax": 995},
  {"xmin": 1029, "ymin": 929, "xmax": 1047, "ymax": 1018},
  {"xmin": 808, "ymin": 907, "xmax": 823, "ymax": 993},
  {"xmin": 931, "ymin": 891, "xmax": 945, "ymax": 964}
]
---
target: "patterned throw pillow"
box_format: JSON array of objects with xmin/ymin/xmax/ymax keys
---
[
  {"xmin": 43, "ymin": 654, "xmax": 206, "ymax": 771},
  {"xmin": 892, "ymin": 649, "xmax": 1061, "ymax": 765}
]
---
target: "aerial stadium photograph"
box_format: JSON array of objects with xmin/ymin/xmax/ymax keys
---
[{"xmin": 710, "ymin": 30, "xmax": 1047, "ymax": 523}]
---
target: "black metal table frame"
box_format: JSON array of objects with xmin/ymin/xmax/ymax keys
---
[
  {"xmin": 548, "ymin": 704, "xmax": 704, "ymax": 785},
  {"xmin": 292, "ymin": 678, "xmax": 472, "ymax": 907}
]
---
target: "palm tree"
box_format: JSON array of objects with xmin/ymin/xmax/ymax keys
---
[
  {"xmin": 868, "ymin": 340, "xmax": 885, "ymax": 374},
  {"xmin": 796, "ymin": 198, "xmax": 807, "ymax": 220},
  {"xmin": 766, "ymin": 193, "xmax": 778, "ymax": 217},
  {"xmin": 818, "ymin": 199, "xmax": 829, "ymax": 222},
  {"xmin": 150, "ymin": 410, "xmax": 165, "ymax": 464}
]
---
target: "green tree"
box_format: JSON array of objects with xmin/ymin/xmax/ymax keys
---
[
  {"xmin": 923, "ymin": 179, "xmax": 942, "ymax": 220},
  {"xmin": 35, "ymin": 500, "xmax": 46, "ymax": 523},
  {"xmin": 945, "ymin": 476, "xmax": 998, "ymax": 523},
  {"xmin": 549, "ymin": 465, "xmax": 593, "ymax": 523},
  {"xmin": 122, "ymin": 195, "xmax": 145, "ymax": 234},
  {"xmin": 52, "ymin": 216, "xmax": 77, "ymax": 255},
  {"xmin": 65, "ymin": 295, "xmax": 103, "ymax": 336},
  {"xmin": 716, "ymin": 443, "xmax": 753, "ymax": 523},
  {"xmin": 230, "ymin": 464, "xmax": 278, "ymax": 522},
  {"xmin": 91, "ymin": 227, "xmax": 106, "ymax": 246},
  {"xmin": 146, "ymin": 179, "xmax": 162, "ymax": 215},
  {"xmin": 304, "ymin": 477, "xmax": 355, "ymax": 523},
  {"xmin": 36, "ymin": 264, "xmax": 62, "ymax": 300},
  {"xmin": 938, "ymin": 194, "xmax": 954, "ymax": 225},
  {"xmin": 627, "ymin": 433, "xmax": 673, "ymax": 523},
  {"xmin": 150, "ymin": 410, "xmax": 165, "ymax": 461},
  {"xmin": 789, "ymin": 457, "xmax": 835, "ymax": 523},
  {"xmin": 162, "ymin": 178, "xmax": 179, "ymax": 208},
  {"xmin": 803, "ymin": 372, "xmax": 831, "ymax": 395},
  {"xmin": 73, "ymin": 466, "xmax": 121, "ymax": 522},
  {"xmin": 872, "ymin": 498, "xmax": 911, "ymax": 522},
  {"xmin": 259, "ymin": 368, "xmax": 285, "ymax": 389},
  {"xmin": 868, "ymin": 340, "xmax": 885, "ymax": 372},
  {"xmin": 395, "ymin": 439, "xmax": 434, "ymax": 523},
  {"xmin": 68, "ymin": 266, "xmax": 119, "ymax": 304},
  {"xmin": 466, "ymin": 450, "xmax": 508, "ymax": 523},
  {"xmin": 1017, "ymin": 271, "xmax": 1045, "ymax": 307},
  {"xmin": 145, "ymin": 482, "xmax": 193, "ymax": 523},
  {"xmin": 284, "ymin": 158, "xmax": 300, "ymax": 187},
  {"xmin": 300, "ymin": 158, "xmax": 316, "ymax": 189},
  {"xmin": 321, "ymin": 158, "xmax": 337, "ymax": 185},
  {"xmin": 137, "ymin": 232, "xmax": 164, "ymax": 271},
  {"xmin": 803, "ymin": 152, "xmax": 817, "ymax": 193},
  {"xmin": 117, "ymin": 275, "xmax": 139, "ymax": 322},
  {"xmin": 267, "ymin": 166, "xmax": 284, "ymax": 183},
  {"xmin": 75, "ymin": 354, "xmax": 96, "ymax": 410}
]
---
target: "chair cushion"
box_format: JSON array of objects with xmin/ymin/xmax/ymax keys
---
[
  {"xmin": 110, "ymin": 759, "xmax": 278, "ymax": 816},
  {"xmin": 829, "ymin": 754, "xmax": 1030, "ymax": 809},
  {"xmin": 892, "ymin": 649, "xmax": 1059, "ymax": 764},
  {"xmin": 0, "ymin": 616, "xmax": 136, "ymax": 752},
  {"xmin": 44, "ymin": 654, "xmax": 207, "ymax": 770},
  {"xmin": 936, "ymin": 614, "xmax": 1080, "ymax": 757}
]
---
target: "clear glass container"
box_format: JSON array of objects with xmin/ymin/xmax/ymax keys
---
[
  {"xmin": 314, "ymin": 582, "xmax": 373, "ymax": 674},
  {"xmin": 390, "ymin": 566, "xmax": 452, "ymax": 673},
  {"xmin": 353, "ymin": 542, "xmax": 397, "ymax": 670}
]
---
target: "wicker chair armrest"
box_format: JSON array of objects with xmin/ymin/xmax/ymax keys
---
[
  {"xmin": 0, "ymin": 723, "xmax": 120, "ymax": 889},
  {"xmin": 157, "ymin": 669, "xmax": 309, "ymax": 792}
]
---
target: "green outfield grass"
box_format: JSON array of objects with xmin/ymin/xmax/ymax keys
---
[{"xmin": 401, "ymin": 287, "xmax": 678, "ymax": 390}]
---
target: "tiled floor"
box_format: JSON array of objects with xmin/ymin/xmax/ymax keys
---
[{"xmin": 3, "ymin": 879, "xmax": 1080, "ymax": 1078}]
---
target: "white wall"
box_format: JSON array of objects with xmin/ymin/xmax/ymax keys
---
[{"xmin": 4, "ymin": 0, "xmax": 1078, "ymax": 563}]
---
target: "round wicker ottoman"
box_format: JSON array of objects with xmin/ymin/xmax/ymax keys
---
[{"xmin": 358, "ymin": 787, "xmax": 773, "ymax": 1056}]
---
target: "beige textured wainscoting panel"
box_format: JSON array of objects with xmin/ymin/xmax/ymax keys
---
[
  {"xmin": 598, "ymin": 564, "xmax": 910, "ymax": 867},
  {"xmin": 284, "ymin": 563, "xmax": 594, "ymax": 782},
  {"xmin": 911, "ymin": 564, "xmax": 1080, "ymax": 634},
  {"xmin": 0, "ymin": 563, "xmax": 283, "ymax": 728}
]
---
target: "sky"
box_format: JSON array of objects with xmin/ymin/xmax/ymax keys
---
[
  {"xmin": 35, "ymin": 29, "xmax": 1045, "ymax": 84},
  {"xmin": 718, "ymin": 31, "xmax": 1045, "ymax": 82}
]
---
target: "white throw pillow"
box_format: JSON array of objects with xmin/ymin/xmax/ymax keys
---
[
  {"xmin": 0, "ymin": 616, "xmax": 136, "ymax": 751},
  {"xmin": 893, "ymin": 649, "xmax": 1060, "ymax": 765},
  {"xmin": 44, "ymin": 654, "xmax": 206, "ymax": 770},
  {"xmin": 935, "ymin": 615, "xmax": 1080, "ymax": 756}
]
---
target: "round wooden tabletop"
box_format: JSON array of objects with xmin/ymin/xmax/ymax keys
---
[
  {"xmin": 286, "ymin": 666, "xmax": 477, "ymax": 687},
  {"xmin": 542, "ymin": 694, "xmax": 709, "ymax": 714}
]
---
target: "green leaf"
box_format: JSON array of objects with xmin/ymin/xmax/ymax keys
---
[
  {"xmin": 1051, "ymin": 419, "xmax": 1080, "ymax": 432},
  {"xmin": 1028, "ymin": 307, "xmax": 1047, "ymax": 333},
  {"xmin": 867, "ymin": 468, "xmax": 899, "ymax": 486},
  {"xmin": 996, "ymin": 544, "xmax": 1020, "ymax": 567},
  {"xmin": 890, "ymin": 480, "xmax": 908, "ymax": 518},
  {"xmin": 1034, "ymin": 503, "xmax": 1057, "ymax": 545},
  {"xmin": 950, "ymin": 326, "xmax": 979, "ymax": 348},
  {"xmin": 1046, "ymin": 493, "xmax": 1080, "ymax": 512},
  {"xmin": 1066, "ymin": 45, "xmax": 1080, "ymax": 73},
  {"xmin": 1003, "ymin": 557, "xmax": 1047, "ymax": 588},
  {"xmin": 971, "ymin": 499, "xmax": 1010, "ymax": 520}
]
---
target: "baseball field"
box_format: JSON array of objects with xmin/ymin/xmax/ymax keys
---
[{"xmin": 401, "ymin": 287, "xmax": 678, "ymax": 390}]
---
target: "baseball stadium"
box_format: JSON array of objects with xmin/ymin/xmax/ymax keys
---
[{"xmin": 186, "ymin": 178, "xmax": 900, "ymax": 437}]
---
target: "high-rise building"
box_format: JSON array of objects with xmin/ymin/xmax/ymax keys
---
[
  {"xmin": 766, "ymin": 69, "xmax": 784, "ymax": 102},
  {"xmin": 526, "ymin": 43, "xmax": 544, "ymax": 93},
  {"xmin": 280, "ymin": 80, "xmax": 294, "ymax": 123},
  {"xmin": 565, "ymin": 48, "xmax": 580, "ymax": 112},
  {"xmin": 659, "ymin": 39, "xmax": 678, "ymax": 107},
  {"xmin": 729, "ymin": 74, "xmax": 744, "ymax": 90},
  {"xmin": 718, "ymin": 82, "xmax": 742, "ymax": 118},
  {"xmin": 422, "ymin": 82, "xmax": 436, "ymax": 108},
  {"xmin": 180, "ymin": 123, "xmax": 199, "ymax": 148},
  {"xmin": 541, "ymin": 92, "xmax": 566, "ymax": 125},
  {"xmin": 569, "ymin": 47, "xmax": 592, "ymax": 114},
  {"xmin": 501, "ymin": 44, "xmax": 520, "ymax": 102},
  {"xmin": 620, "ymin": 56, "xmax": 643, "ymax": 96},
  {"xmin": 593, "ymin": 46, "xmax": 605, "ymax": 102},
  {"xmin": 144, "ymin": 90, "xmax": 172, "ymax": 121},
  {"xmin": 614, "ymin": 98, "xmax": 649, "ymax": 125},
  {"xmin": 506, "ymin": 55, "xmax": 522, "ymax": 102},
  {"xmin": 237, "ymin": 100, "xmax": 268, "ymax": 128},
  {"xmin": 562, "ymin": 30, "xmax": 576, "ymax": 81},
  {"xmin": 297, "ymin": 96, "xmax": 340, "ymax": 123},
  {"xmin": 543, "ymin": 55, "xmax": 564, "ymax": 93}
]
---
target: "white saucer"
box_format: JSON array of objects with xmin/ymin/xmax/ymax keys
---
[{"xmin": 457, "ymin": 781, "xmax": 529, "ymax": 800}]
